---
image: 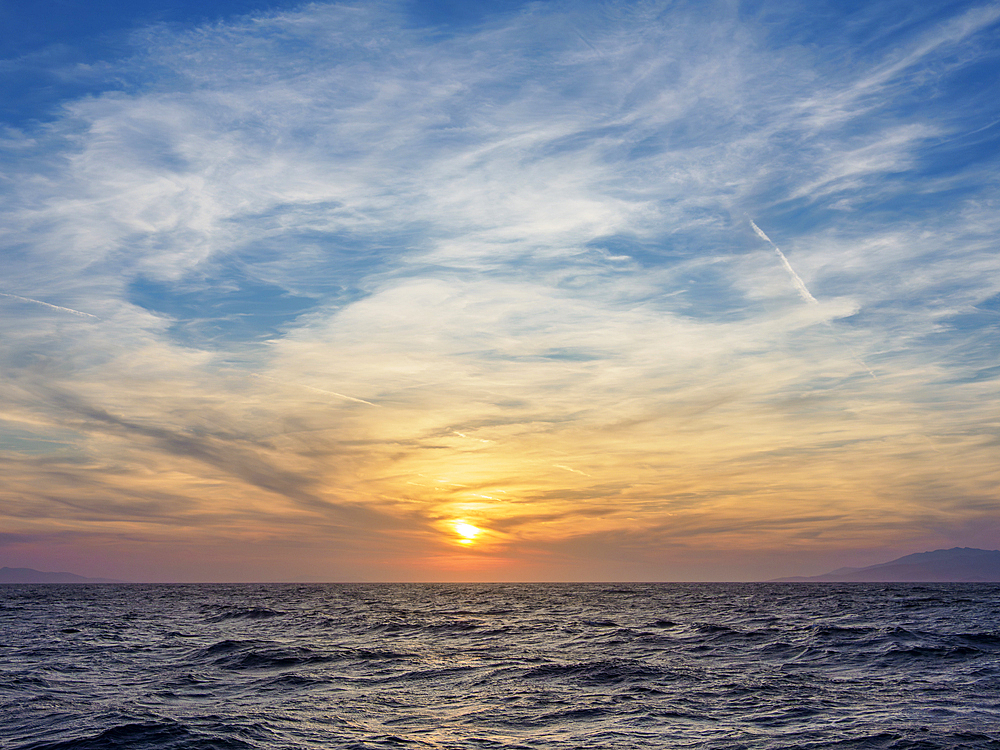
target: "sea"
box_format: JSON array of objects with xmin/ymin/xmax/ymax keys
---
[{"xmin": 2, "ymin": 583, "xmax": 999, "ymax": 749}]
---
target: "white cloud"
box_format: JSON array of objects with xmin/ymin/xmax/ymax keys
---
[{"xmin": 1, "ymin": 0, "xmax": 998, "ymax": 579}]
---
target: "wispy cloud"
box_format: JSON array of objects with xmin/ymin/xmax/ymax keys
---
[{"xmin": 0, "ymin": 0, "xmax": 998, "ymax": 580}]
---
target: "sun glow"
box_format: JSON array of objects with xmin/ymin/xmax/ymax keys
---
[{"xmin": 452, "ymin": 521, "xmax": 482, "ymax": 545}]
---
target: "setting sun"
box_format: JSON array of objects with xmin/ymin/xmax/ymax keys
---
[{"xmin": 453, "ymin": 521, "xmax": 482, "ymax": 545}]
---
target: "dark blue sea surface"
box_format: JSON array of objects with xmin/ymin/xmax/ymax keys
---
[{"xmin": 2, "ymin": 583, "xmax": 999, "ymax": 749}]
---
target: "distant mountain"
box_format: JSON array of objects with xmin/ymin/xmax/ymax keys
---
[
  {"xmin": 0, "ymin": 567, "xmax": 124, "ymax": 584},
  {"xmin": 772, "ymin": 547, "xmax": 1000, "ymax": 582}
]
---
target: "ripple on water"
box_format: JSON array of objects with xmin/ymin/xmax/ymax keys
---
[{"xmin": 2, "ymin": 583, "xmax": 1000, "ymax": 749}]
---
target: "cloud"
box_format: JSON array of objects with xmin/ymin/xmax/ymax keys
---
[{"xmin": 0, "ymin": 0, "xmax": 998, "ymax": 580}]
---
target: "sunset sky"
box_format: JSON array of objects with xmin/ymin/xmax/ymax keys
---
[{"xmin": 1, "ymin": 0, "xmax": 998, "ymax": 582}]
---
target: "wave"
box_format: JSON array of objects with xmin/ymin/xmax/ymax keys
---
[
  {"xmin": 189, "ymin": 639, "xmax": 417, "ymax": 671},
  {"xmin": 203, "ymin": 607, "xmax": 286, "ymax": 622},
  {"xmin": 5, "ymin": 582, "xmax": 1000, "ymax": 749},
  {"xmin": 13, "ymin": 721, "xmax": 255, "ymax": 750},
  {"xmin": 521, "ymin": 659, "xmax": 674, "ymax": 684}
]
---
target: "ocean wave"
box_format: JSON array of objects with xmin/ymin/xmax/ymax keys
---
[
  {"xmin": 203, "ymin": 607, "xmax": 286, "ymax": 622},
  {"xmin": 12, "ymin": 721, "xmax": 255, "ymax": 750},
  {"xmin": 521, "ymin": 659, "xmax": 672, "ymax": 684},
  {"xmin": 4, "ymin": 583, "xmax": 1000, "ymax": 748}
]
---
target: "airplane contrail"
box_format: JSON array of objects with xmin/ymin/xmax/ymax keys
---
[
  {"xmin": 0, "ymin": 292, "xmax": 100, "ymax": 319},
  {"xmin": 748, "ymin": 220, "xmax": 818, "ymax": 305},
  {"xmin": 749, "ymin": 218, "xmax": 876, "ymax": 379},
  {"xmin": 251, "ymin": 373, "xmax": 379, "ymax": 406},
  {"xmin": 296, "ymin": 382, "xmax": 380, "ymax": 407}
]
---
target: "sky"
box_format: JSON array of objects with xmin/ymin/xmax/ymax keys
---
[{"xmin": 1, "ymin": 0, "xmax": 999, "ymax": 583}]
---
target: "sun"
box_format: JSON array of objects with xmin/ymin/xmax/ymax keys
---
[{"xmin": 452, "ymin": 520, "xmax": 482, "ymax": 545}]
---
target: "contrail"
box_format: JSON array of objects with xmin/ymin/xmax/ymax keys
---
[
  {"xmin": 748, "ymin": 220, "xmax": 818, "ymax": 305},
  {"xmin": 572, "ymin": 26, "xmax": 604, "ymax": 57},
  {"xmin": 0, "ymin": 292, "xmax": 99, "ymax": 319},
  {"xmin": 749, "ymin": 218, "xmax": 876, "ymax": 379},
  {"xmin": 251, "ymin": 373, "xmax": 379, "ymax": 407}
]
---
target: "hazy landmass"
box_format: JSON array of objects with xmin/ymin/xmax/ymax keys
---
[
  {"xmin": 0, "ymin": 567, "xmax": 125, "ymax": 584},
  {"xmin": 771, "ymin": 548, "xmax": 1000, "ymax": 582},
  {"xmin": 6, "ymin": 548, "xmax": 1000, "ymax": 583}
]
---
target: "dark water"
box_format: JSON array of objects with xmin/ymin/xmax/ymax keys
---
[{"xmin": 2, "ymin": 583, "xmax": 1000, "ymax": 749}]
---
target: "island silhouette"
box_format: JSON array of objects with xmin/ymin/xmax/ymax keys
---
[
  {"xmin": 0, "ymin": 567, "xmax": 124, "ymax": 584},
  {"xmin": 4, "ymin": 548, "xmax": 1000, "ymax": 583},
  {"xmin": 771, "ymin": 547, "xmax": 1000, "ymax": 582}
]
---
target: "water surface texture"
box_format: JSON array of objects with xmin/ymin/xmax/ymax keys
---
[{"xmin": 2, "ymin": 583, "xmax": 999, "ymax": 749}]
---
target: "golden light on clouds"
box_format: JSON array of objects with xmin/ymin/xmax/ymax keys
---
[{"xmin": 0, "ymin": 0, "xmax": 998, "ymax": 584}]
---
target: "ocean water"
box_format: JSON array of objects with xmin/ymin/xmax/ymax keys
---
[{"xmin": 2, "ymin": 583, "xmax": 999, "ymax": 749}]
